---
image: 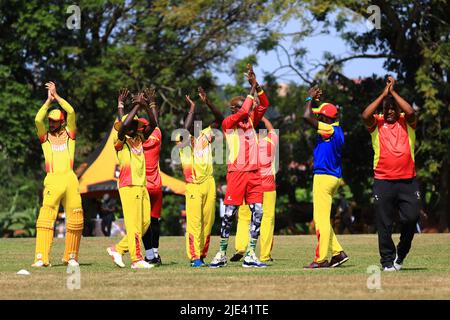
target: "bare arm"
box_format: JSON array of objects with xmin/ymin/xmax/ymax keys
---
[
  {"xmin": 117, "ymin": 88, "xmax": 129, "ymax": 121},
  {"xmin": 184, "ymin": 95, "xmax": 195, "ymax": 131},
  {"xmin": 362, "ymin": 78, "xmax": 392, "ymax": 128},
  {"xmin": 198, "ymin": 87, "xmax": 223, "ymax": 128},
  {"xmin": 389, "ymin": 78, "xmax": 416, "ymax": 125},
  {"xmin": 303, "ymin": 86, "xmax": 321, "ymax": 129},
  {"xmin": 117, "ymin": 93, "xmax": 143, "ymax": 141}
]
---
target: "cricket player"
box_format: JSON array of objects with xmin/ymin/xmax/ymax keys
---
[
  {"xmin": 209, "ymin": 64, "xmax": 270, "ymax": 268},
  {"xmin": 302, "ymin": 86, "xmax": 349, "ymax": 269},
  {"xmin": 107, "ymin": 91, "xmax": 157, "ymax": 269},
  {"xmin": 232, "ymin": 117, "xmax": 278, "ymax": 263},
  {"xmin": 33, "ymin": 81, "xmax": 83, "ymax": 267},
  {"xmin": 362, "ymin": 76, "xmax": 420, "ymax": 272},
  {"xmin": 177, "ymin": 88, "xmax": 223, "ymax": 267},
  {"xmin": 141, "ymin": 88, "xmax": 163, "ymax": 266}
]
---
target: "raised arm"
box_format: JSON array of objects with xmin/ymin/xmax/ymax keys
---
[
  {"xmin": 388, "ymin": 77, "xmax": 416, "ymax": 125},
  {"xmin": 183, "ymin": 95, "xmax": 196, "ymax": 131},
  {"xmin": 35, "ymin": 89, "xmax": 54, "ymax": 143},
  {"xmin": 46, "ymin": 81, "xmax": 76, "ymax": 138},
  {"xmin": 303, "ymin": 86, "xmax": 322, "ymax": 129},
  {"xmin": 141, "ymin": 88, "xmax": 158, "ymax": 140},
  {"xmin": 362, "ymin": 78, "xmax": 392, "ymax": 128},
  {"xmin": 117, "ymin": 93, "xmax": 143, "ymax": 141},
  {"xmin": 143, "ymin": 87, "xmax": 159, "ymax": 127},
  {"xmin": 117, "ymin": 88, "xmax": 129, "ymax": 121},
  {"xmin": 246, "ymin": 64, "xmax": 269, "ymax": 127},
  {"xmin": 198, "ymin": 87, "xmax": 223, "ymax": 129}
]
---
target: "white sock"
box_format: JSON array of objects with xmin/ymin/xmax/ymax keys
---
[
  {"xmin": 153, "ymin": 248, "xmax": 159, "ymax": 258},
  {"xmin": 146, "ymin": 249, "xmax": 154, "ymax": 260}
]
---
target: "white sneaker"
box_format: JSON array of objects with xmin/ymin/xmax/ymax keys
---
[
  {"xmin": 131, "ymin": 260, "xmax": 154, "ymax": 269},
  {"xmin": 394, "ymin": 255, "xmax": 403, "ymax": 270},
  {"xmin": 383, "ymin": 265, "xmax": 397, "ymax": 272},
  {"xmin": 67, "ymin": 259, "xmax": 79, "ymax": 267},
  {"xmin": 107, "ymin": 247, "xmax": 125, "ymax": 268},
  {"xmin": 209, "ymin": 251, "xmax": 227, "ymax": 268},
  {"xmin": 242, "ymin": 252, "xmax": 267, "ymax": 268},
  {"xmin": 31, "ymin": 260, "xmax": 51, "ymax": 268}
]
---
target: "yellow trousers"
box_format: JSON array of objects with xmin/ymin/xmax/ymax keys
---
[
  {"xmin": 34, "ymin": 171, "xmax": 84, "ymax": 264},
  {"xmin": 115, "ymin": 186, "xmax": 150, "ymax": 263},
  {"xmin": 185, "ymin": 177, "xmax": 216, "ymax": 261},
  {"xmin": 235, "ymin": 191, "xmax": 276, "ymax": 261},
  {"xmin": 313, "ymin": 174, "xmax": 343, "ymax": 262}
]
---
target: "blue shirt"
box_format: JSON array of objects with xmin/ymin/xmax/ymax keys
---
[{"xmin": 313, "ymin": 122, "xmax": 344, "ymax": 178}]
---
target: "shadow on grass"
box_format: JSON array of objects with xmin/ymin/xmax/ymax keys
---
[
  {"xmin": 52, "ymin": 263, "xmax": 93, "ymax": 268},
  {"xmin": 399, "ymin": 267, "xmax": 428, "ymax": 271}
]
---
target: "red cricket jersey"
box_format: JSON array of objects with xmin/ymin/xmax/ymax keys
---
[
  {"xmin": 222, "ymin": 91, "xmax": 269, "ymax": 172},
  {"xmin": 143, "ymin": 127, "xmax": 162, "ymax": 190},
  {"xmin": 369, "ymin": 114, "xmax": 416, "ymax": 180},
  {"xmin": 259, "ymin": 130, "xmax": 278, "ymax": 192}
]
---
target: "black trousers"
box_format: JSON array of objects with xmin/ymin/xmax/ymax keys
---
[{"xmin": 373, "ymin": 178, "xmax": 420, "ymax": 267}]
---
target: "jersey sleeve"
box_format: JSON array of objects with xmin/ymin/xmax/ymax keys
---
[
  {"xmin": 201, "ymin": 126, "xmax": 214, "ymax": 144},
  {"xmin": 58, "ymin": 98, "xmax": 76, "ymax": 139},
  {"xmin": 367, "ymin": 114, "xmax": 381, "ymax": 133},
  {"xmin": 317, "ymin": 122, "xmax": 335, "ymax": 140},
  {"xmin": 249, "ymin": 90, "xmax": 269, "ymax": 128},
  {"xmin": 221, "ymin": 95, "xmax": 254, "ymax": 130},
  {"xmin": 35, "ymin": 102, "xmax": 50, "ymax": 143}
]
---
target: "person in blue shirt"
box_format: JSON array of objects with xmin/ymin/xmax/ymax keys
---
[{"xmin": 302, "ymin": 86, "xmax": 349, "ymax": 269}]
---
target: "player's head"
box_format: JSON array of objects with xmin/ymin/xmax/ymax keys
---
[
  {"xmin": 48, "ymin": 108, "xmax": 65, "ymax": 133},
  {"xmin": 382, "ymin": 95, "xmax": 400, "ymax": 124},
  {"xmin": 313, "ymin": 103, "xmax": 338, "ymax": 124},
  {"xmin": 229, "ymin": 96, "xmax": 245, "ymax": 114},
  {"xmin": 114, "ymin": 114, "xmax": 146, "ymax": 137}
]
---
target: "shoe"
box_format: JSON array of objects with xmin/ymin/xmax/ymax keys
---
[
  {"xmin": 209, "ymin": 252, "xmax": 227, "ymax": 268},
  {"xmin": 107, "ymin": 246, "xmax": 125, "ymax": 268},
  {"xmin": 242, "ymin": 252, "xmax": 267, "ymax": 268},
  {"xmin": 329, "ymin": 251, "xmax": 349, "ymax": 268},
  {"xmin": 191, "ymin": 259, "xmax": 206, "ymax": 267},
  {"xmin": 230, "ymin": 251, "xmax": 245, "ymax": 262},
  {"xmin": 146, "ymin": 255, "xmax": 162, "ymax": 266},
  {"xmin": 31, "ymin": 260, "xmax": 51, "ymax": 268},
  {"xmin": 131, "ymin": 260, "xmax": 154, "ymax": 269},
  {"xmin": 383, "ymin": 265, "xmax": 397, "ymax": 272},
  {"xmin": 394, "ymin": 255, "xmax": 403, "ymax": 270},
  {"xmin": 303, "ymin": 260, "xmax": 330, "ymax": 269}
]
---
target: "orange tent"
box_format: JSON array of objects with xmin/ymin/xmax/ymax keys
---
[{"xmin": 76, "ymin": 128, "xmax": 186, "ymax": 198}]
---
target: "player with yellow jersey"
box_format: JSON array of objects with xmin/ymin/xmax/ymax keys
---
[
  {"xmin": 33, "ymin": 81, "xmax": 83, "ymax": 267},
  {"xmin": 107, "ymin": 91, "xmax": 157, "ymax": 269},
  {"xmin": 232, "ymin": 117, "xmax": 278, "ymax": 263},
  {"xmin": 177, "ymin": 88, "xmax": 223, "ymax": 267}
]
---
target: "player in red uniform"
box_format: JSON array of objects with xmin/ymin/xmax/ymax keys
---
[{"xmin": 209, "ymin": 64, "xmax": 270, "ymax": 268}]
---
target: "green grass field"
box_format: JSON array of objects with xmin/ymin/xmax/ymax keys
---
[{"xmin": 1, "ymin": 234, "xmax": 449, "ymax": 300}]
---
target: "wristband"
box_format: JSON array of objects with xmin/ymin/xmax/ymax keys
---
[{"xmin": 305, "ymin": 96, "xmax": 312, "ymax": 102}]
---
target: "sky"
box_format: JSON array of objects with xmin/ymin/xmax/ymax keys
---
[{"xmin": 216, "ymin": 16, "xmax": 388, "ymax": 85}]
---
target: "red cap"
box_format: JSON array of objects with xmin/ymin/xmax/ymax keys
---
[{"xmin": 312, "ymin": 103, "xmax": 338, "ymax": 119}]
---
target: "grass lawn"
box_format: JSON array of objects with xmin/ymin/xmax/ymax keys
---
[{"xmin": 0, "ymin": 234, "xmax": 449, "ymax": 300}]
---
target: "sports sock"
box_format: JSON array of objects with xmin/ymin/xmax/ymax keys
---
[
  {"xmin": 146, "ymin": 249, "xmax": 154, "ymax": 260},
  {"xmin": 220, "ymin": 238, "xmax": 228, "ymax": 255},
  {"xmin": 246, "ymin": 238, "xmax": 258, "ymax": 255},
  {"xmin": 153, "ymin": 248, "xmax": 159, "ymax": 258}
]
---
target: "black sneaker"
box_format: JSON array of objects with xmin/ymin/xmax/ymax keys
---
[
  {"xmin": 230, "ymin": 252, "xmax": 245, "ymax": 262},
  {"xmin": 148, "ymin": 255, "xmax": 162, "ymax": 266},
  {"xmin": 329, "ymin": 251, "xmax": 349, "ymax": 268}
]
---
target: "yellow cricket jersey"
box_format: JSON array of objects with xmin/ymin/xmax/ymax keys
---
[
  {"xmin": 179, "ymin": 126, "xmax": 214, "ymax": 184},
  {"xmin": 35, "ymin": 99, "xmax": 76, "ymax": 173},
  {"xmin": 114, "ymin": 131, "xmax": 146, "ymax": 188}
]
